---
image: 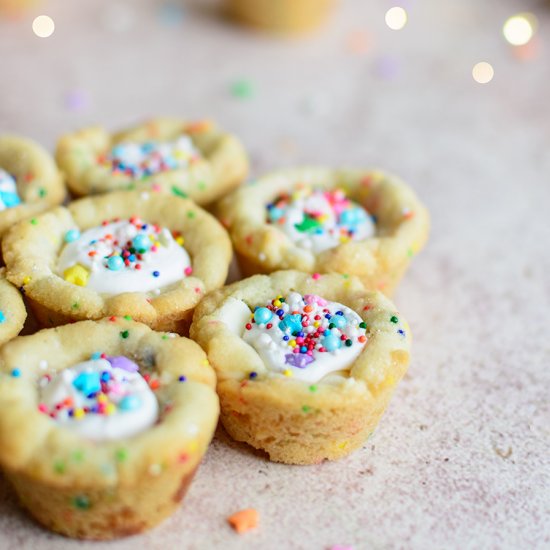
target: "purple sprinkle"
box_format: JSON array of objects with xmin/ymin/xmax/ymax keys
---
[
  {"xmin": 106, "ymin": 356, "xmax": 139, "ymax": 372},
  {"xmin": 178, "ymin": 375, "xmax": 186, "ymax": 382},
  {"xmin": 285, "ymin": 354, "xmax": 314, "ymax": 369}
]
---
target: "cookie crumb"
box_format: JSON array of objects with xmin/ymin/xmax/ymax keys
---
[{"xmin": 227, "ymin": 508, "xmax": 259, "ymax": 534}]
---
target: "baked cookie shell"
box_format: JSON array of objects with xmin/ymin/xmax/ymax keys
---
[
  {"xmin": 56, "ymin": 118, "xmax": 249, "ymax": 205},
  {"xmin": 0, "ymin": 135, "xmax": 65, "ymax": 238},
  {"xmin": 2, "ymin": 190, "xmax": 232, "ymax": 333},
  {"xmin": 190, "ymin": 270, "xmax": 411, "ymax": 464},
  {"xmin": 0, "ymin": 319, "xmax": 219, "ymax": 539},
  {"xmin": 0, "ymin": 268, "xmax": 26, "ymax": 346},
  {"xmin": 217, "ymin": 167, "xmax": 430, "ymax": 295}
]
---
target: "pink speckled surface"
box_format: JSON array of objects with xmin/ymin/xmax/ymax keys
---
[{"xmin": 1, "ymin": 0, "xmax": 549, "ymax": 548}]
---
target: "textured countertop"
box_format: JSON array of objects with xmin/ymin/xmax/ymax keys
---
[{"xmin": 0, "ymin": 0, "xmax": 549, "ymax": 548}]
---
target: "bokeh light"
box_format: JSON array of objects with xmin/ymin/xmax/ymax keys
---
[
  {"xmin": 385, "ymin": 7, "xmax": 407, "ymax": 31},
  {"xmin": 472, "ymin": 62, "xmax": 494, "ymax": 84},
  {"xmin": 32, "ymin": 15, "xmax": 55, "ymax": 38},
  {"xmin": 503, "ymin": 13, "xmax": 537, "ymax": 46}
]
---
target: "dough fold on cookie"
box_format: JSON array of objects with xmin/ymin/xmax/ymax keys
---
[{"xmin": 0, "ymin": 268, "xmax": 26, "ymax": 346}]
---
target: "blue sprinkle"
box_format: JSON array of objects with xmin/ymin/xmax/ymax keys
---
[
  {"xmin": 11, "ymin": 368, "xmax": 21, "ymax": 378},
  {"xmin": 0, "ymin": 311, "xmax": 5, "ymax": 324},
  {"xmin": 178, "ymin": 375, "xmax": 187, "ymax": 382},
  {"xmin": 64, "ymin": 229, "xmax": 81, "ymax": 243},
  {"xmin": 153, "ymin": 271, "xmax": 160, "ymax": 277},
  {"xmin": 249, "ymin": 371, "xmax": 258, "ymax": 379},
  {"xmin": 119, "ymin": 395, "xmax": 141, "ymax": 411}
]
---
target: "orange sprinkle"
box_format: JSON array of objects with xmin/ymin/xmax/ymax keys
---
[
  {"xmin": 227, "ymin": 508, "xmax": 259, "ymax": 534},
  {"xmin": 149, "ymin": 379, "xmax": 160, "ymax": 390},
  {"xmin": 358, "ymin": 335, "xmax": 367, "ymax": 343},
  {"xmin": 304, "ymin": 305, "xmax": 313, "ymax": 313},
  {"xmin": 108, "ymin": 316, "xmax": 117, "ymax": 322}
]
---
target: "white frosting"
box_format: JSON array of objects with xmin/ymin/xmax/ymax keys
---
[
  {"xmin": 0, "ymin": 169, "xmax": 21, "ymax": 211},
  {"xmin": 57, "ymin": 219, "xmax": 191, "ymax": 294},
  {"xmin": 106, "ymin": 135, "xmax": 200, "ymax": 179},
  {"xmin": 267, "ymin": 188, "xmax": 375, "ymax": 253},
  {"xmin": 39, "ymin": 358, "xmax": 158, "ymax": 441},
  {"xmin": 240, "ymin": 292, "xmax": 367, "ymax": 383}
]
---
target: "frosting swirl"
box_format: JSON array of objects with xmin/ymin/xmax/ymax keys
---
[
  {"xmin": 57, "ymin": 217, "xmax": 192, "ymax": 294},
  {"xmin": 243, "ymin": 292, "xmax": 368, "ymax": 383},
  {"xmin": 38, "ymin": 356, "xmax": 159, "ymax": 441},
  {"xmin": 267, "ymin": 187, "xmax": 375, "ymax": 253}
]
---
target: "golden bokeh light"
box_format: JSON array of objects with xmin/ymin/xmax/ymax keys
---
[
  {"xmin": 32, "ymin": 15, "xmax": 55, "ymax": 38},
  {"xmin": 472, "ymin": 62, "xmax": 494, "ymax": 84},
  {"xmin": 385, "ymin": 7, "xmax": 407, "ymax": 31}
]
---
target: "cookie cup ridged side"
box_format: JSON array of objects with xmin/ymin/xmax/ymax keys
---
[
  {"xmin": 56, "ymin": 117, "xmax": 249, "ymax": 205},
  {"xmin": 2, "ymin": 190, "xmax": 232, "ymax": 333},
  {"xmin": 0, "ymin": 318, "xmax": 219, "ymax": 540},
  {"xmin": 217, "ymin": 167, "xmax": 429, "ymax": 295},
  {"xmin": 0, "ymin": 268, "xmax": 26, "ymax": 345},
  {"xmin": 0, "ymin": 135, "xmax": 66, "ymax": 238},
  {"xmin": 190, "ymin": 270, "xmax": 411, "ymax": 465}
]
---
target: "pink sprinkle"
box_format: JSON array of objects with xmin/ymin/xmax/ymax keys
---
[
  {"xmin": 38, "ymin": 403, "xmax": 48, "ymax": 413},
  {"xmin": 184, "ymin": 266, "xmax": 193, "ymax": 276},
  {"xmin": 312, "ymin": 273, "xmax": 321, "ymax": 280},
  {"xmin": 151, "ymin": 183, "xmax": 161, "ymax": 192}
]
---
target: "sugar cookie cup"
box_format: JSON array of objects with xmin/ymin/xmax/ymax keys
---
[
  {"xmin": 2, "ymin": 190, "xmax": 232, "ymax": 333},
  {"xmin": 56, "ymin": 117, "xmax": 249, "ymax": 205},
  {"xmin": 0, "ymin": 318, "xmax": 219, "ymax": 539},
  {"xmin": 0, "ymin": 268, "xmax": 26, "ymax": 345},
  {"xmin": 0, "ymin": 135, "xmax": 65, "ymax": 238},
  {"xmin": 190, "ymin": 270, "xmax": 411, "ymax": 465},
  {"xmin": 226, "ymin": 0, "xmax": 336, "ymax": 33},
  {"xmin": 217, "ymin": 167, "xmax": 429, "ymax": 295}
]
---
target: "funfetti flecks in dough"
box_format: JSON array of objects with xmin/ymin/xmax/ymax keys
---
[
  {"xmin": 243, "ymin": 291, "xmax": 368, "ymax": 383},
  {"xmin": 266, "ymin": 187, "xmax": 375, "ymax": 253},
  {"xmin": 0, "ymin": 169, "xmax": 21, "ymax": 211},
  {"xmin": 57, "ymin": 217, "xmax": 192, "ymax": 294},
  {"xmin": 99, "ymin": 136, "xmax": 201, "ymax": 179},
  {"xmin": 38, "ymin": 356, "xmax": 159, "ymax": 441}
]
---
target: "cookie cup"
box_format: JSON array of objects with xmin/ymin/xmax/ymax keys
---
[
  {"xmin": 0, "ymin": 135, "xmax": 65, "ymax": 238},
  {"xmin": 217, "ymin": 167, "xmax": 429, "ymax": 295},
  {"xmin": 0, "ymin": 268, "xmax": 26, "ymax": 345},
  {"xmin": 56, "ymin": 117, "xmax": 248, "ymax": 204},
  {"xmin": 0, "ymin": 318, "xmax": 219, "ymax": 539},
  {"xmin": 190, "ymin": 270, "xmax": 411, "ymax": 465},
  {"xmin": 2, "ymin": 190, "xmax": 232, "ymax": 333}
]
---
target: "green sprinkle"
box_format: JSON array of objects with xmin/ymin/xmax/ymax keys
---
[
  {"xmin": 342, "ymin": 274, "xmax": 349, "ymax": 279},
  {"xmin": 115, "ymin": 448, "xmax": 128, "ymax": 462},
  {"xmin": 345, "ymin": 339, "xmax": 353, "ymax": 347},
  {"xmin": 72, "ymin": 450, "xmax": 85, "ymax": 462},
  {"xmin": 161, "ymin": 334, "xmax": 168, "ymax": 340},
  {"xmin": 329, "ymin": 323, "xmax": 336, "ymax": 329},
  {"xmin": 390, "ymin": 316, "xmax": 399, "ymax": 324},
  {"xmin": 302, "ymin": 405, "xmax": 312, "ymax": 413},
  {"xmin": 198, "ymin": 181, "xmax": 206, "ymax": 190},
  {"xmin": 54, "ymin": 460, "xmax": 66, "ymax": 474},
  {"xmin": 171, "ymin": 185, "xmax": 188, "ymax": 198},
  {"xmin": 123, "ymin": 315, "xmax": 132, "ymax": 320},
  {"xmin": 230, "ymin": 79, "xmax": 255, "ymax": 99},
  {"xmin": 71, "ymin": 302, "xmax": 79, "ymax": 310},
  {"xmin": 30, "ymin": 218, "xmax": 37, "ymax": 225},
  {"xmin": 38, "ymin": 188, "xmax": 47, "ymax": 198},
  {"xmin": 294, "ymin": 214, "xmax": 322, "ymax": 234},
  {"xmin": 120, "ymin": 330, "xmax": 129, "ymax": 339},
  {"xmin": 359, "ymin": 322, "xmax": 367, "ymax": 329},
  {"xmin": 73, "ymin": 495, "xmax": 90, "ymax": 510},
  {"xmin": 407, "ymin": 248, "xmax": 414, "ymax": 258},
  {"xmin": 187, "ymin": 210, "xmax": 196, "ymax": 219},
  {"xmin": 308, "ymin": 385, "xmax": 317, "ymax": 392}
]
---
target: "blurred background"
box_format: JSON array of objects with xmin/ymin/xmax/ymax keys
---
[{"xmin": 1, "ymin": 1, "xmax": 549, "ymax": 549}]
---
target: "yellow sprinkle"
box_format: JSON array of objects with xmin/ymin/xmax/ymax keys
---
[
  {"xmin": 63, "ymin": 264, "xmax": 90, "ymax": 287},
  {"xmin": 176, "ymin": 236, "xmax": 185, "ymax": 246},
  {"xmin": 105, "ymin": 403, "xmax": 116, "ymax": 415},
  {"xmin": 313, "ymin": 321, "xmax": 320, "ymax": 328},
  {"xmin": 283, "ymin": 369, "xmax": 293, "ymax": 377},
  {"xmin": 289, "ymin": 340, "xmax": 296, "ymax": 347},
  {"xmin": 201, "ymin": 359, "xmax": 210, "ymax": 366},
  {"xmin": 22, "ymin": 276, "xmax": 31, "ymax": 285},
  {"xmin": 340, "ymin": 236, "xmax": 350, "ymax": 243},
  {"xmin": 97, "ymin": 394, "xmax": 107, "ymax": 403},
  {"xmin": 74, "ymin": 408, "xmax": 85, "ymax": 420},
  {"xmin": 188, "ymin": 440, "xmax": 198, "ymax": 452},
  {"xmin": 274, "ymin": 300, "xmax": 281, "ymax": 307}
]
